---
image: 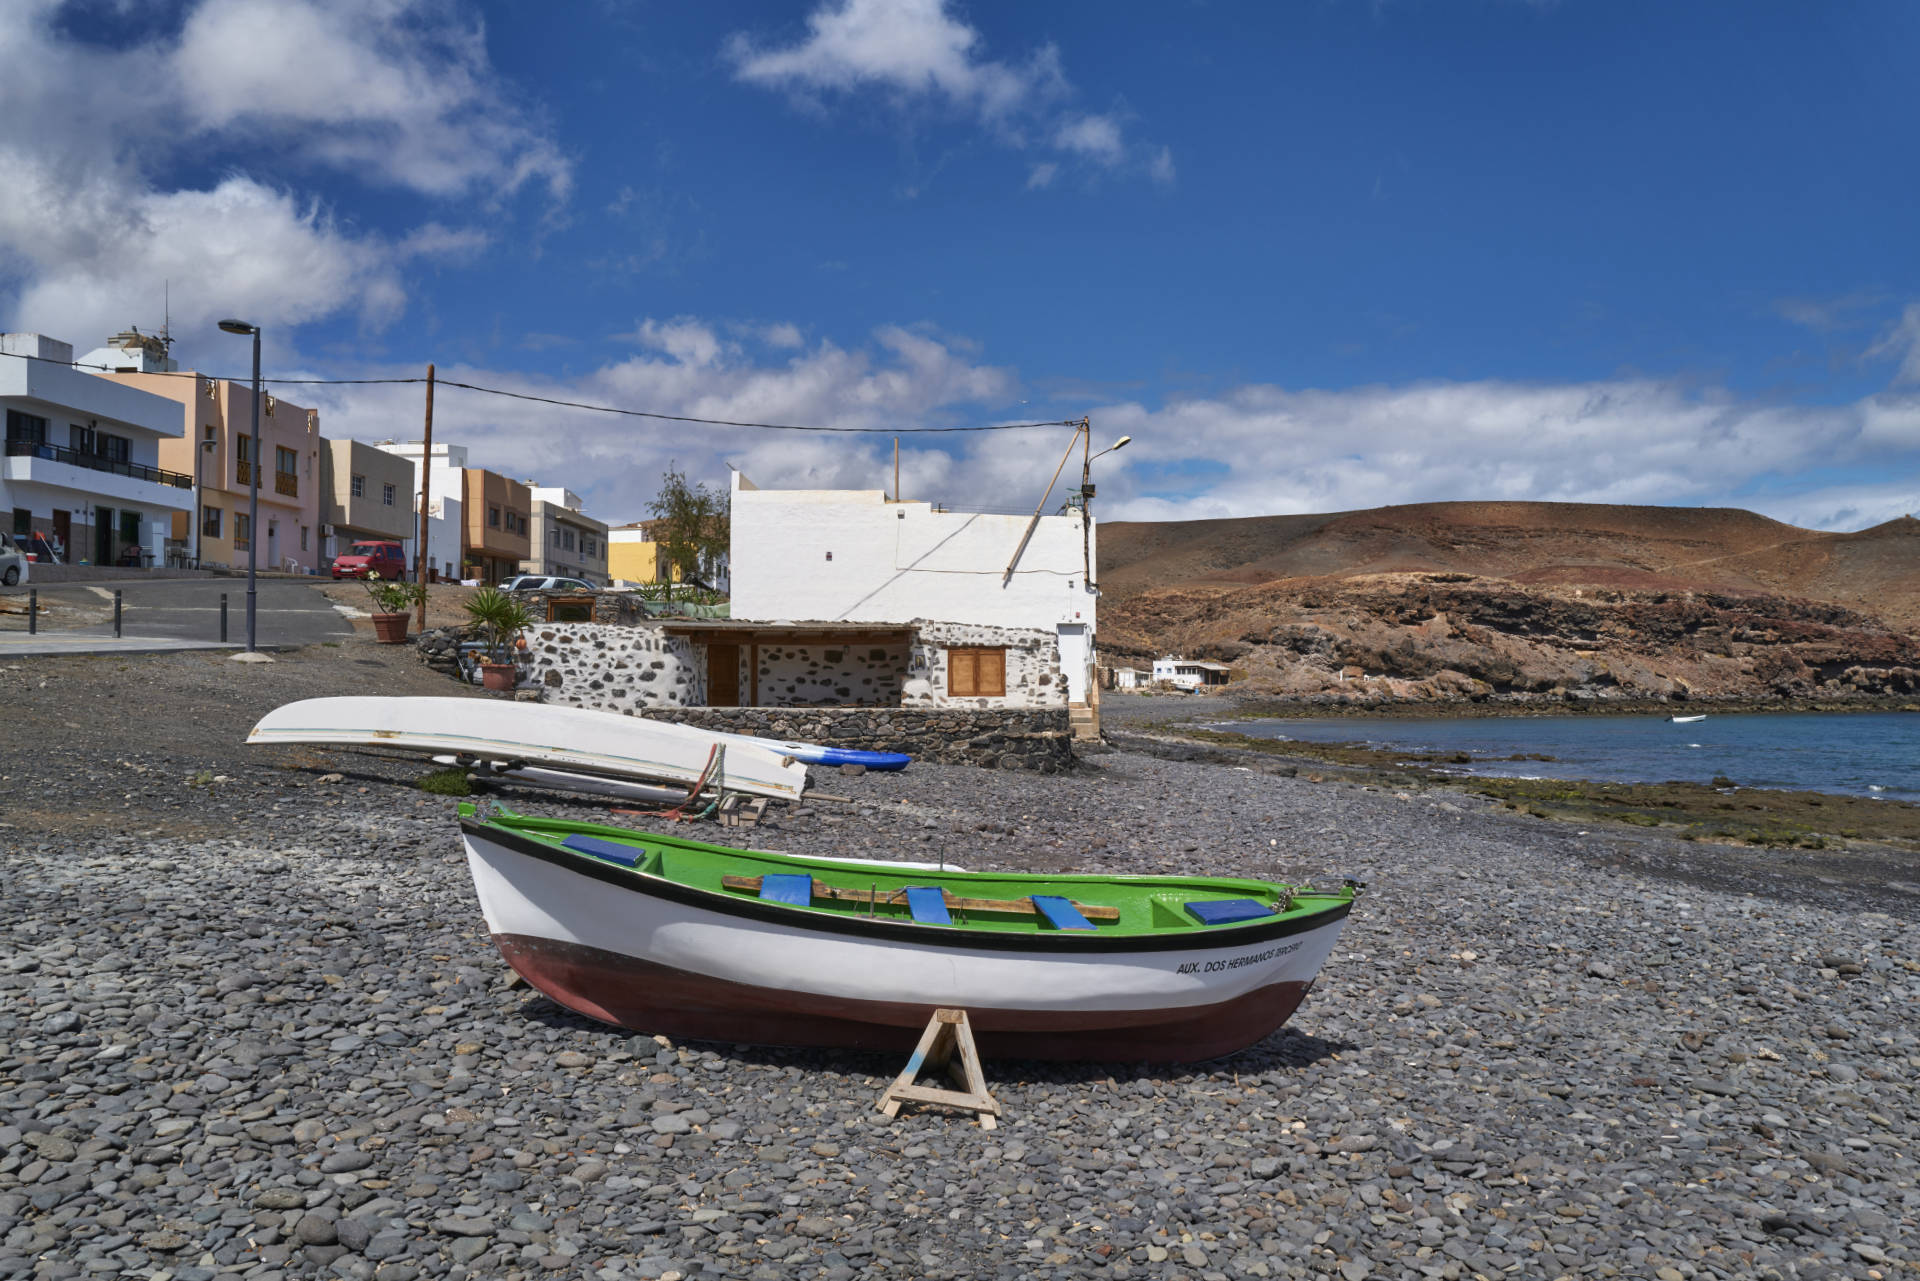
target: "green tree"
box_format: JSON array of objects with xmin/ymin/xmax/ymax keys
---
[{"xmin": 646, "ymin": 467, "xmax": 729, "ymax": 604}]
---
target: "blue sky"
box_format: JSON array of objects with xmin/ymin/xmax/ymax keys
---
[{"xmin": 4, "ymin": 0, "xmax": 1917, "ymax": 528}]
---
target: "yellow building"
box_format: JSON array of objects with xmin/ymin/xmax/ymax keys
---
[{"xmin": 607, "ymin": 521, "xmax": 680, "ymax": 585}]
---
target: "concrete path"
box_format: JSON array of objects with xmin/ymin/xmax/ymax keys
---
[
  {"xmin": 0, "ymin": 579, "xmax": 354, "ymax": 648},
  {"xmin": 0, "ymin": 635, "xmax": 243, "ymax": 657}
]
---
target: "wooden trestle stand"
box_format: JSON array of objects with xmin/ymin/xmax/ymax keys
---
[{"xmin": 876, "ymin": 1009, "xmax": 1001, "ymax": 1129}]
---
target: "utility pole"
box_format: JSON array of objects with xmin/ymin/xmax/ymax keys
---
[
  {"xmin": 1003, "ymin": 420, "xmax": 1087, "ymax": 586},
  {"xmin": 416, "ymin": 363, "xmax": 435, "ymax": 631}
]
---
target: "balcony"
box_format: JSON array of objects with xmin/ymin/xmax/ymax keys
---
[
  {"xmin": 275, "ymin": 471, "xmax": 298, "ymax": 498},
  {"xmin": 236, "ymin": 458, "xmax": 252, "ymax": 485},
  {"xmin": 5, "ymin": 439, "xmax": 192, "ymax": 489}
]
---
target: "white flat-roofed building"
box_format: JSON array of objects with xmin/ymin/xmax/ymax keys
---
[
  {"xmin": 1, "ymin": 332, "xmax": 193, "ymax": 567},
  {"xmin": 728, "ymin": 470, "xmax": 1098, "ymax": 703}
]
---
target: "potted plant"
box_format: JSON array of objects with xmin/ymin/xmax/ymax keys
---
[
  {"xmin": 360, "ymin": 572, "xmax": 428, "ymax": 644},
  {"xmin": 464, "ymin": 586, "xmax": 533, "ymax": 692}
]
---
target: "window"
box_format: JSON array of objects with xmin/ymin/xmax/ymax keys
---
[
  {"xmin": 202, "ymin": 507, "xmax": 223, "ymax": 538},
  {"xmin": 382, "ymin": 483, "xmax": 396, "ymax": 507},
  {"xmin": 70, "ymin": 423, "xmax": 93, "ymax": 453},
  {"xmin": 275, "ymin": 446, "xmax": 297, "ymax": 475},
  {"xmin": 583, "ymin": 536, "xmax": 596, "ymax": 557},
  {"xmin": 300, "ymin": 525, "xmax": 309, "ymax": 551},
  {"xmin": 97, "ymin": 433, "xmax": 130, "ymax": 464},
  {"xmin": 562, "ymin": 528, "xmax": 575, "ymax": 551},
  {"xmin": 236, "ymin": 434, "xmax": 253, "ymax": 463},
  {"xmin": 948, "ymin": 647, "xmax": 1007, "ymax": 698},
  {"xmin": 350, "ymin": 474, "xmax": 366, "ymax": 498},
  {"xmin": 488, "ymin": 505, "xmax": 502, "ymax": 528},
  {"xmin": 234, "ymin": 513, "xmax": 251, "ymax": 549},
  {"xmin": 5, "ymin": 409, "xmax": 47, "ymax": 445}
]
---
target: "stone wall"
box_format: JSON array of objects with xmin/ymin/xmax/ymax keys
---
[
  {"xmin": 645, "ymin": 705, "xmax": 1076, "ymax": 771},
  {"xmin": 516, "ymin": 589, "xmax": 651, "ymax": 625},
  {"xmin": 905, "ymin": 619, "xmax": 1065, "ymax": 709},
  {"xmin": 528, "ymin": 622, "xmax": 705, "ymax": 709},
  {"xmin": 754, "ymin": 641, "xmax": 911, "ymax": 706}
]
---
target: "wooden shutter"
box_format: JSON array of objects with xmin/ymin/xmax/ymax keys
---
[
  {"xmin": 949, "ymin": 648, "xmax": 978, "ymax": 697},
  {"xmin": 948, "ymin": 647, "xmax": 1006, "ymax": 698}
]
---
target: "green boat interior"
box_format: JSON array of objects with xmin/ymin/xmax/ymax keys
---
[{"xmin": 463, "ymin": 806, "xmax": 1357, "ymax": 937}]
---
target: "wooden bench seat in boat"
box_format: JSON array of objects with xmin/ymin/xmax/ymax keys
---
[
  {"xmin": 718, "ymin": 874, "xmax": 1120, "ymax": 924},
  {"xmin": 1185, "ymin": 898, "xmax": 1276, "ymax": 926}
]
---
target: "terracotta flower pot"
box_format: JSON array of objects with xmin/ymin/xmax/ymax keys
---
[
  {"xmin": 371, "ymin": 612, "xmax": 411, "ymax": 644},
  {"xmin": 481, "ymin": 661, "xmax": 518, "ymax": 692}
]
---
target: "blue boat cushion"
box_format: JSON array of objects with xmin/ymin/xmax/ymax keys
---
[
  {"xmin": 1186, "ymin": 898, "xmax": 1275, "ymax": 926},
  {"xmin": 905, "ymin": 886, "xmax": 952, "ymax": 926},
  {"xmin": 760, "ymin": 874, "xmax": 814, "ymax": 906},
  {"xmin": 561, "ymin": 834, "xmax": 644, "ymax": 867},
  {"xmin": 1031, "ymin": 895, "xmax": 1096, "ymax": 931}
]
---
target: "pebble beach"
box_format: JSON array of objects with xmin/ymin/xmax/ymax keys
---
[{"xmin": 2, "ymin": 652, "xmax": 1916, "ymax": 1281}]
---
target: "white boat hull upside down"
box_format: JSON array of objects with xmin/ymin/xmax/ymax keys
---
[{"xmin": 247, "ymin": 697, "xmax": 809, "ymax": 801}]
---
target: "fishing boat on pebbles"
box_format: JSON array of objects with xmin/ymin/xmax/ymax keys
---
[{"xmin": 461, "ymin": 807, "xmax": 1359, "ymax": 1062}]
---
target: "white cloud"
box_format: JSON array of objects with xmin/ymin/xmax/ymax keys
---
[
  {"xmin": 1053, "ymin": 114, "xmax": 1124, "ymax": 163},
  {"xmin": 1868, "ymin": 303, "xmax": 1920, "ymax": 384},
  {"xmin": 298, "ymin": 316, "xmax": 1920, "ymax": 538},
  {"xmin": 762, "ymin": 322, "xmax": 805, "ymax": 349},
  {"xmin": 726, "ymin": 0, "xmax": 1061, "ymax": 120},
  {"xmin": 0, "ymin": 1, "xmax": 564, "ymax": 353},
  {"xmin": 303, "ymin": 320, "xmax": 1022, "ymax": 522},
  {"xmin": 1085, "ymin": 377, "xmax": 1919, "ymax": 531},
  {"xmin": 727, "ymin": 0, "xmax": 1169, "ymax": 186}
]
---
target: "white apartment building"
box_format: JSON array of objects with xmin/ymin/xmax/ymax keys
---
[
  {"xmin": 727, "ymin": 470, "xmax": 1099, "ymax": 702},
  {"xmin": 374, "ymin": 439, "xmax": 465, "ymax": 581},
  {"xmin": 1, "ymin": 332, "xmax": 193, "ymax": 567},
  {"xmin": 525, "ymin": 484, "xmax": 610, "ymax": 582}
]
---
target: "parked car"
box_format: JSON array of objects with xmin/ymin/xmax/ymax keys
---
[
  {"xmin": 0, "ymin": 532, "xmax": 29, "ymax": 587},
  {"xmin": 331, "ymin": 540, "xmax": 407, "ymax": 580},
  {"xmin": 499, "ymin": 574, "xmax": 599, "ymax": 593}
]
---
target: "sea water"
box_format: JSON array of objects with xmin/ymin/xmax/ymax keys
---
[{"xmin": 1217, "ymin": 711, "xmax": 1920, "ymax": 802}]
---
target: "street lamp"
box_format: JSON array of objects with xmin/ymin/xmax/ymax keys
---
[
  {"xmin": 217, "ymin": 318, "xmax": 261, "ymax": 652},
  {"xmin": 1080, "ymin": 434, "xmax": 1130, "ymax": 590}
]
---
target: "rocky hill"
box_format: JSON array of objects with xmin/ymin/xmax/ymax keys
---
[{"xmin": 1099, "ymin": 503, "xmax": 1920, "ymax": 705}]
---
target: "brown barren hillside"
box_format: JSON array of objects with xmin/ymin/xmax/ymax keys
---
[{"xmin": 1099, "ymin": 503, "xmax": 1920, "ymax": 706}]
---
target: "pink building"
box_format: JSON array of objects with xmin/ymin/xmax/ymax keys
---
[{"xmin": 81, "ymin": 330, "xmax": 324, "ymax": 573}]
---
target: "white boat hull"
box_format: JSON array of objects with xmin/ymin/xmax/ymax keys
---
[
  {"xmin": 248, "ymin": 697, "xmax": 808, "ymax": 801},
  {"xmin": 462, "ymin": 822, "xmax": 1351, "ymax": 1061}
]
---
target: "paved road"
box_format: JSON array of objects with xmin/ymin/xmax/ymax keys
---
[{"xmin": 5, "ymin": 578, "xmax": 355, "ymax": 647}]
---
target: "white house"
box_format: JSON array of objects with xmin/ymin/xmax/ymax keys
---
[
  {"xmin": 728, "ymin": 470, "xmax": 1099, "ymax": 703},
  {"xmin": 1153, "ymin": 656, "xmax": 1232, "ymax": 690},
  {"xmin": 374, "ymin": 439, "xmax": 464, "ymax": 581},
  {"xmin": 1, "ymin": 333, "xmax": 193, "ymax": 567}
]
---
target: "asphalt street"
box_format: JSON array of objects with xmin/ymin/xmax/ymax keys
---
[{"xmin": 4, "ymin": 578, "xmax": 355, "ymax": 647}]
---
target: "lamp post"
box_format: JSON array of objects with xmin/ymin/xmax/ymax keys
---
[
  {"xmin": 1080, "ymin": 433, "xmax": 1130, "ymax": 591},
  {"xmin": 217, "ymin": 319, "xmax": 261, "ymax": 651}
]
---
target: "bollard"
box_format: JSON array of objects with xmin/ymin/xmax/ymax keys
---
[
  {"xmin": 220, "ymin": 593, "xmax": 228, "ymax": 643},
  {"xmin": 27, "ymin": 588, "xmax": 36, "ymax": 635},
  {"xmin": 114, "ymin": 589, "xmax": 122, "ymax": 638}
]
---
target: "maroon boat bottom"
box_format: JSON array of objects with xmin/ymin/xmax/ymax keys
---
[{"xmin": 494, "ymin": 933, "xmax": 1314, "ymax": 1062}]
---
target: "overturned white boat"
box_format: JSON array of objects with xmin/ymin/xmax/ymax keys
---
[{"xmin": 247, "ymin": 697, "xmax": 808, "ymax": 802}]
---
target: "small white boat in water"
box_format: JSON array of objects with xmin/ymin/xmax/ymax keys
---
[
  {"xmin": 1668, "ymin": 714, "xmax": 1707, "ymax": 724},
  {"xmin": 248, "ymin": 697, "xmax": 809, "ymax": 801}
]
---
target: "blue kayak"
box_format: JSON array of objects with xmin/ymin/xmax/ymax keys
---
[{"xmin": 713, "ymin": 730, "xmax": 912, "ymax": 771}]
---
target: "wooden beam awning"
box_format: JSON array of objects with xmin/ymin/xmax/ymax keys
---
[{"xmin": 659, "ymin": 623, "xmax": 917, "ymax": 647}]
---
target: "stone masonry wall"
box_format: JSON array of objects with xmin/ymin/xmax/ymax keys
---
[
  {"xmin": 755, "ymin": 642, "xmax": 911, "ymax": 706},
  {"xmin": 527, "ymin": 622, "xmax": 706, "ymax": 709},
  {"xmin": 905, "ymin": 619, "xmax": 1065, "ymax": 709},
  {"xmin": 647, "ymin": 705, "xmax": 1075, "ymax": 771}
]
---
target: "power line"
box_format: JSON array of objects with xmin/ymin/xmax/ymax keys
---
[
  {"xmin": 434, "ymin": 378, "xmax": 1079, "ymax": 433},
  {"xmin": 0, "ymin": 346, "xmax": 1078, "ymax": 435}
]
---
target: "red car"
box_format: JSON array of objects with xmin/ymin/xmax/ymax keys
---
[{"xmin": 331, "ymin": 540, "xmax": 407, "ymax": 580}]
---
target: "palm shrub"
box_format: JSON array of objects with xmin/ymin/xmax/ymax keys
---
[{"xmin": 464, "ymin": 587, "xmax": 534, "ymax": 664}]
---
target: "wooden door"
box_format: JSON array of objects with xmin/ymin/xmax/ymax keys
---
[{"xmin": 707, "ymin": 643, "xmax": 740, "ymax": 706}]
